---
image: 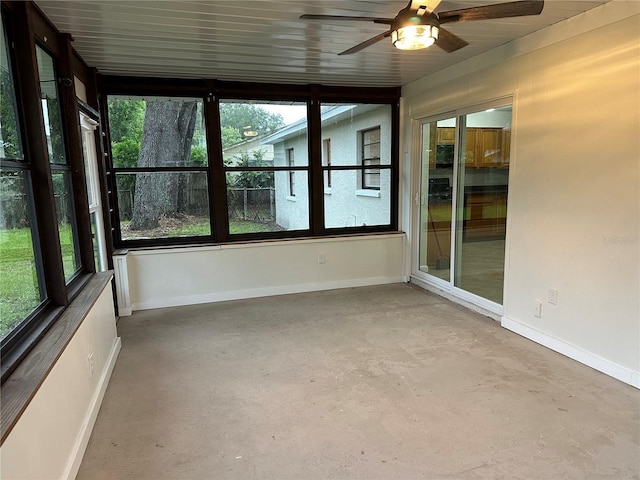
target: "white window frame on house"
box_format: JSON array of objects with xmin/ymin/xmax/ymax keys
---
[
  {"xmin": 361, "ymin": 126, "xmax": 381, "ymax": 190},
  {"xmin": 286, "ymin": 147, "xmax": 295, "ymax": 197},
  {"xmin": 322, "ymin": 138, "xmax": 331, "ymax": 192},
  {"xmin": 80, "ymin": 112, "xmax": 107, "ymax": 272}
]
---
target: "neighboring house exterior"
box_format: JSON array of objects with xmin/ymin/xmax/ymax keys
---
[
  {"xmin": 223, "ymin": 134, "xmax": 274, "ymax": 165},
  {"xmin": 262, "ymin": 104, "xmax": 392, "ymax": 230}
]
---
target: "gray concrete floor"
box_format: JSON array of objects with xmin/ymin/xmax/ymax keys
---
[{"xmin": 79, "ymin": 284, "xmax": 639, "ymax": 479}]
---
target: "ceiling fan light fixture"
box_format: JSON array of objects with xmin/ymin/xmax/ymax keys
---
[{"xmin": 392, "ymin": 24, "xmax": 439, "ymax": 50}]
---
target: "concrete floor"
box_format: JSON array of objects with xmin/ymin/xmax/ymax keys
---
[{"xmin": 79, "ymin": 284, "xmax": 639, "ymax": 479}]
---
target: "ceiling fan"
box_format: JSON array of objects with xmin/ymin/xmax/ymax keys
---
[{"xmin": 300, "ymin": 0, "xmax": 544, "ymax": 55}]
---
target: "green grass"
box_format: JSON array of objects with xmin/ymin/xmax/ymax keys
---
[
  {"xmin": 229, "ymin": 220, "xmax": 283, "ymax": 234},
  {"xmin": 0, "ymin": 227, "xmax": 41, "ymax": 338},
  {"xmin": 1, "ymin": 219, "xmax": 279, "ymax": 339},
  {"xmin": 0, "ymin": 224, "xmax": 78, "ymax": 339},
  {"xmin": 168, "ymin": 219, "xmax": 282, "ymax": 237}
]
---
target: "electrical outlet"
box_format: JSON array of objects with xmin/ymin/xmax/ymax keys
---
[
  {"xmin": 318, "ymin": 253, "xmax": 326, "ymax": 264},
  {"xmin": 548, "ymin": 288, "xmax": 558, "ymax": 305},
  {"xmin": 87, "ymin": 353, "xmax": 94, "ymax": 377},
  {"xmin": 534, "ymin": 301, "xmax": 543, "ymax": 318}
]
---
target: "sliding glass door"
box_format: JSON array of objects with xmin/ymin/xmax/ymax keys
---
[
  {"xmin": 416, "ymin": 104, "xmax": 512, "ymax": 307},
  {"xmin": 417, "ymin": 117, "xmax": 455, "ymax": 281}
]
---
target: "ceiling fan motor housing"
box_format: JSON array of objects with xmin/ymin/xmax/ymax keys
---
[{"xmin": 391, "ymin": 8, "xmax": 440, "ymax": 50}]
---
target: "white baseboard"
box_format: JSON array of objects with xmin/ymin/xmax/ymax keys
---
[
  {"xmin": 64, "ymin": 336, "xmax": 122, "ymax": 480},
  {"xmin": 410, "ymin": 275, "xmax": 502, "ymax": 321},
  {"xmin": 502, "ymin": 317, "xmax": 639, "ymax": 390},
  {"xmin": 132, "ymin": 276, "xmax": 408, "ymax": 311}
]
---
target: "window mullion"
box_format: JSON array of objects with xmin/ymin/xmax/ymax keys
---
[
  {"xmin": 58, "ymin": 33, "xmax": 95, "ymax": 273},
  {"xmin": 12, "ymin": 2, "xmax": 67, "ymax": 305},
  {"xmin": 308, "ymin": 90, "xmax": 323, "ymax": 234},
  {"xmin": 205, "ymin": 94, "xmax": 229, "ymax": 241},
  {"xmin": 390, "ymin": 98, "xmax": 400, "ymax": 230}
]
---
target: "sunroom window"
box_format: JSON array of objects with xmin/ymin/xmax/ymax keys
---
[
  {"xmin": 221, "ymin": 100, "xmax": 309, "ymax": 235},
  {"xmin": 107, "ymin": 96, "xmax": 211, "ymax": 242},
  {"xmin": 320, "ymin": 103, "xmax": 392, "ymax": 229}
]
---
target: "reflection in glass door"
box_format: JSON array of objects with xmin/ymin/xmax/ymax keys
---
[
  {"xmin": 454, "ymin": 106, "xmax": 511, "ymax": 304},
  {"xmin": 418, "ymin": 117, "xmax": 455, "ymax": 281},
  {"xmin": 417, "ymin": 105, "xmax": 511, "ymax": 306}
]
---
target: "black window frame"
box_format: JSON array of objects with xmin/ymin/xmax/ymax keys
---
[
  {"xmin": 0, "ymin": 2, "xmax": 97, "ymax": 383},
  {"xmin": 105, "ymin": 94, "xmax": 213, "ymax": 248},
  {"xmin": 99, "ymin": 77, "xmax": 400, "ymax": 246}
]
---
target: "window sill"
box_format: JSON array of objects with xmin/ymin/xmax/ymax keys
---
[
  {"xmin": 0, "ymin": 271, "xmax": 114, "ymax": 444},
  {"xmin": 356, "ymin": 189, "xmax": 381, "ymax": 198}
]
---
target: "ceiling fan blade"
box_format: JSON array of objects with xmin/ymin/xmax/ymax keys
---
[
  {"xmin": 339, "ymin": 31, "xmax": 392, "ymax": 56},
  {"xmin": 410, "ymin": 0, "xmax": 442, "ymax": 15},
  {"xmin": 435, "ymin": 27, "xmax": 469, "ymax": 53},
  {"xmin": 300, "ymin": 14, "xmax": 393, "ymax": 25},
  {"xmin": 438, "ymin": 1, "xmax": 544, "ymax": 24}
]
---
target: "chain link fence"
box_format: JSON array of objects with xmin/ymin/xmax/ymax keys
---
[{"xmin": 227, "ymin": 187, "xmax": 275, "ymax": 223}]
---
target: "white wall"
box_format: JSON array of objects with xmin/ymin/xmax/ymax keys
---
[
  {"xmin": 321, "ymin": 106, "xmax": 392, "ymax": 228},
  {"xmin": 402, "ymin": 2, "xmax": 640, "ymax": 387},
  {"xmin": 271, "ymin": 106, "xmax": 393, "ymax": 229},
  {"xmin": 274, "ymin": 133, "xmax": 310, "ymax": 230},
  {"xmin": 122, "ymin": 234, "xmax": 406, "ymax": 311},
  {"xmin": 0, "ymin": 281, "xmax": 121, "ymax": 479}
]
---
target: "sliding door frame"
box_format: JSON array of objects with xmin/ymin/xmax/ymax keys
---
[{"xmin": 410, "ymin": 96, "xmax": 516, "ymax": 317}]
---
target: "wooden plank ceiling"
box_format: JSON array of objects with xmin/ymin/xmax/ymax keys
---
[{"xmin": 35, "ymin": 0, "xmax": 609, "ymax": 87}]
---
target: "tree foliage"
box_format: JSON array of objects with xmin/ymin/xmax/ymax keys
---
[
  {"xmin": 107, "ymin": 99, "xmax": 284, "ymax": 230},
  {"xmin": 228, "ymin": 150, "xmax": 274, "ymax": 189},
  {"xmin": 108, "ymin": 99, "xmax": 145, "ymax": 144},
  {"xmin": 220, "ymin": 103, "xmax": 284, "ymax": 148},
  {"xmin": 221, "ymin": 125, "xmax": 243, "ymax": 149},
  {"xmin": 0, "ymin": 70, "xmax": 22, "ymax": 159},
  {"xmin": 130, "ymin": 101, "xmax": 197, "ymax": 230},
  {"xmin": 108, "ymin": 99, "xmax": 145, "ymax": 168}
]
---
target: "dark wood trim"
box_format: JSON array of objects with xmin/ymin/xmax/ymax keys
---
[
  {"xmin": 97, "ymin": 90, "xmax": 120, "ymax": 251},
  {"xmin": 95, "ymin": 122, "xmax": 116, "ymax": 269},
  {"xmin": 98, "ymin": 75, "xmax": 400, "ymax": 104},
  {"xmin": 98, "ymin": 74, "xmax": 207, "ymax": 97},
  {"xmin": 390, "ymin": 97, "xmax": 400, "ymax": 231},
  {"xmin": 113, "ymin": 234, "xmax": 218, "ymax": 249},
  {"xmin": 205, "ymin": 94, "xmax": 230, "ymax": 241},
  {"xmin": 12, "ymin": 1, "xmax": 66, "ymax": 305},
  {"xmin": 0, "ymin": 272, "xmax": 114, "ymax": 445},
  {"xmin": 320, "ymin": 164, "xmax": 394, "ymax": 171},
  {"xmin": 86, "ymin": 67, "xmax": 116, "ymax": 270},
  {"xmin": 99, "ymin": 74, "xmax": 401, "ymax": 249},
  {"xmin": 318, "ymin": 85, "xmax": 401, "ymax": 102},
  {"xmin": 308, "ymin": 85, "xmax": 324, "ymax": 234},
  {"xmin": 25, "ymin": 1, "xmax": 61, "ymax": 54},
  {"xmin": 221, "ymin": 166, "xmax": 310, "ymax": 172},
  {"xmin": 112, "ymin": 166, "xmax": 209, "ymax": 173},
  {"xmin": 85, "ymin": 67, "xmax": 101, "ymax": 111},
  {"xmin": 0, "ymin": 301, "xmax": 63, "ymax": 383},
  {"xmin": 77, "ymin": 99, "xmax": 100, "ymax": 119},
  {"xmin": 214, "ymin": 80, "xmax": 310, "ymax": 101},
  {"xmin": 59, "ymin": 33, "xmax": 95, "ymax": 274}
]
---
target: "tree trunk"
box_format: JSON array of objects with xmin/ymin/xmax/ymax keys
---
[{"xmin": 130, "ymin": 101, "xmax": 197, "ymax": 230}]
